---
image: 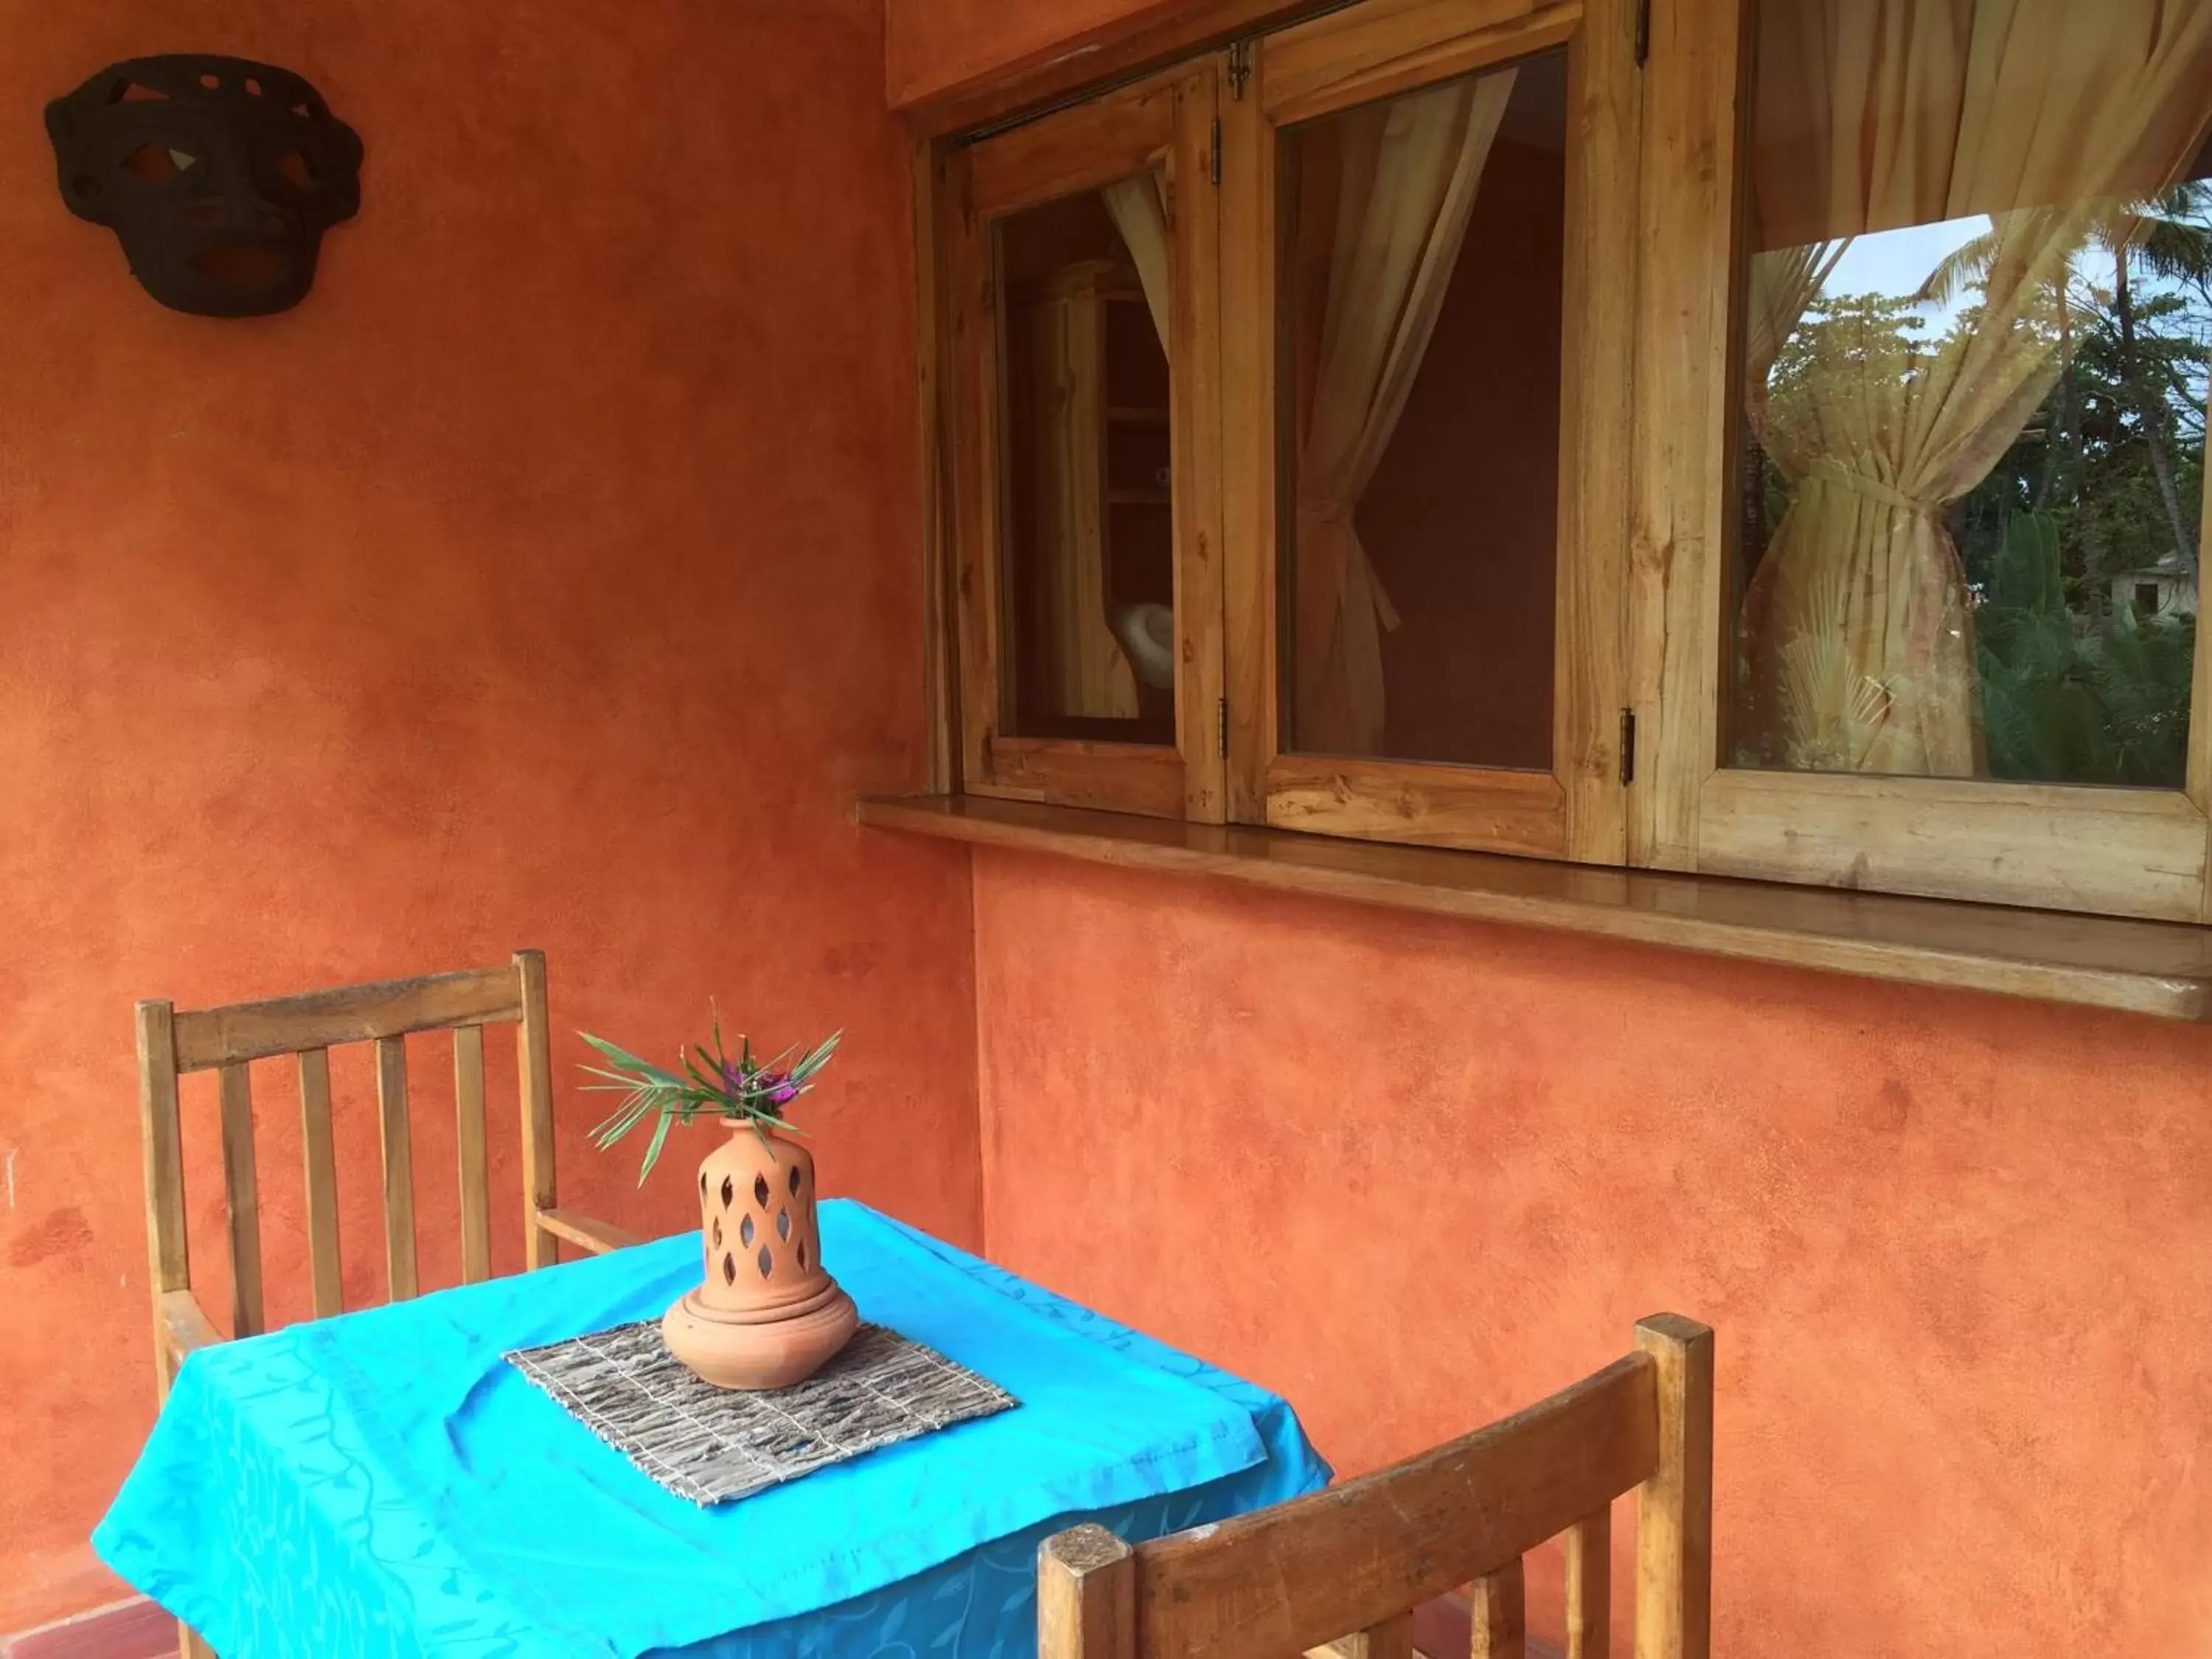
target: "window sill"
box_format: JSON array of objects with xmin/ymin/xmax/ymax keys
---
[{"xmin": 856, "ymin": 794, "xmax": 2212, "ymax": 1023}]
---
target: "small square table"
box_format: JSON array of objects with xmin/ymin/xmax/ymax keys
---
[{"xmin": 97, "ymin": 1202, "xmax": 1329, "ymax": 1658}]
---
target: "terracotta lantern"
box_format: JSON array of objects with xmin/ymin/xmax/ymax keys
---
[{"xmin": 661, "ymin": 1125, "xmax": 858, "ymax": 1390}]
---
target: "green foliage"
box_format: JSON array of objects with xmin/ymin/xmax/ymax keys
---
[
  {"xmin": 2092, "ymin": 611, "xmax": 2200, "ymax": 784},
  {"xmin": 1753, "ymin": 189, "xmax": 2208, "ymax": 787},
  {"xmin": 1975, "ymin": 512, "xmax": 2195, "ymax": 787},
  {"xmin": 580, "ymin": 1014, "xmax": 842, "ymax": 1185},
  {"xmin": 1956, "ymin": 197, "xmax": 2205, "ymax": 787},
  {"xmin": 1767, "ymin": 292, "xmax": 1935, "ymax": 410},
  {"xmin": 1989, "ymin": 509, "xmax": 2064, "ymax": 613}
]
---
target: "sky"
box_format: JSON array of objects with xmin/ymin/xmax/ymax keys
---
[
  {"xmin": 1804, "ymin": 212, "xmax": 2210, "ymax": 405},
  {"xmin": 1818, "ymin": 215, "xmax": 1992, "ymax": 333}
]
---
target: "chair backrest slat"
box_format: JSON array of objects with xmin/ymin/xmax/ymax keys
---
[
  {"xmin": 170, "ymin": 965, "xmax": 523, "ymax": 1072},
  {"xmin": 216, "ymin": 1062, "xmax": 265, "ymax": 1338},
  {"xmin": 1562, "ymin": 1508, "xmax": 1611, "ymax": 1659},
  {"xmin": 136, "ymin": 950, "xmax": 633, "ymax": 1433},
  {"xmin": 1473, "ymin": 1562, "xmax": 1526, "ymax": 1659},
  {"xmin": 373, "ymin": 1034, "xmax": 418, "ymax": 1300},
  {"xmin": 1051, "ymin": 1316, "xmax": 1714, "ymax": 1659},
  {"xmin": 1134, "ymin": 1350, "xmax": 1658, "ymax": 1659},
  {"xmin": 1340, "ymin": 1612, "xmax": 1412, "ymax": 1659},
  {"xmin": 454, "ymin": 1025, "xmax": 491, "ymax": 1284},
  {"xmin": 296, "ymin": 1047, "xmax": 343, "ymax": 1319},
  {"xmin": 515, "ymin": 949, "xmax": 557, "ymax": 1271}
]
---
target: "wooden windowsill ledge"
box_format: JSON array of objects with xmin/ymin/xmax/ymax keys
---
[{"xmin": 856, "ymin": 794, "xmax": 2212, "ymax": 1023}]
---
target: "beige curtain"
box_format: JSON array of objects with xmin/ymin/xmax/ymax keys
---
[
  {"xmin": 1102, "ymin": 172, "xmax": 1172, "ymax": 351},
  {"xmin": 1742, "ymin": 240, "xmax": 1846, "ymax": 441},
  {"xmin": 1290, "ymin": 72, "xmax": 1516, "ymax": 756},
  {"xmin": 1740, "ymin": 0, "xmax": 2212, "ymax": 776}
]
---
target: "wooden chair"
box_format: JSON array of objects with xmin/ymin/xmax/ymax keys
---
[
  {"xmin": 134, "ymin": 949, "xmax": 641, "ymax": 1399},
  {"xmin": 1038, "ymin": 1315, "xmax": 1714, "ymax": 1659}
]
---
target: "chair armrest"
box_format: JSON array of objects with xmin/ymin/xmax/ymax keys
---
[{"xmin": 535, "ymin": 1206, "xmax": 644, "ymax": 1256}]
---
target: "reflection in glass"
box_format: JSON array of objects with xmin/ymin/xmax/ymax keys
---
[
  {"xmin": 997, "ymin": 175, "xmax": 1177, "ymax": 745},
  {"xmin": 1733, "ymin": 0, "xmax": 2210, "ymax": 786},
  {"xmin": 1279, "ymin": 53, "xmax": 1567, "ymax": 769}
]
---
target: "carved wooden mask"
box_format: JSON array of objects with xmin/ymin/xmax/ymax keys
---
[{"xmin": 47, "ymin": 55, "xmax": 364, "ymax": 317}]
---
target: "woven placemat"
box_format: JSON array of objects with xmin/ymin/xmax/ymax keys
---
[{"xmin": 507, "ymin": 1321, "xmax": 1017, "ymax": 1506}]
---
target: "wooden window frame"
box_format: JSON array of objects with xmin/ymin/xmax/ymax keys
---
[
  {"xmin": 939, "ymin": 63, "xmax": 1229, "ymax": 824},
  {"xmin": 1218, "ymin": 0, "xmax": 1643, "ymax": 865},
  {"xmin": 1629, "ymin": 0, "xmax": 2212, "ymax": 925},
  {"xmin": 916, "ymin": 0, "xmax": 2212, "ymax": 929}
]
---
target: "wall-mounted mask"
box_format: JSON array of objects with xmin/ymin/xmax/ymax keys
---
[{"xmin": 46, "ymin": 55, "xmax": 364, "ymax": 318}]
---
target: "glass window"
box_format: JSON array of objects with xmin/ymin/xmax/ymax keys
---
[
  {"xmin": 997, "ymin": 175, "xmax": 1177, "ymax": 746},
  {"xmin": 1278, "ymin": 51, "xmax": 1568, "ymax": 769},
  {"xmin": 1731, "ymin": 0, "xmax": 2209, "ymax": 787}
]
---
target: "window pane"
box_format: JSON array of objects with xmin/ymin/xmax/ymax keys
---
[
  {"xmin": 1731, "ymin": 0, "xmax": 2210, "ymax": 786},
  {"xmin": 997, "ymin": 176, "xmax": 1176, "ymax": 745},
  {"xmin": 1279, "ymin": 52, "xmax": 1566, "ymax": 769}
]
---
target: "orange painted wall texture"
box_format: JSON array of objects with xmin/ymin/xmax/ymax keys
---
[
  {"xmin": 886, "ymin": 0, "xmax": 1186, "ymax": 107},
  {"xmin": 973, "ymin": 850, "xmax": 2212, "ymax": 1654},
  {"xmin": 0, "ymin": 0, "xmax": 978, "ymax": 1631}
]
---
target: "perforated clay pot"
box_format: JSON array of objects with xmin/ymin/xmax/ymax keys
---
[{"xmin": 661, "ymin": 1125, "xmax": 857, "ymax": 1390}]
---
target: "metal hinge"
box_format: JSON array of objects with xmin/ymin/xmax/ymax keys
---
[
  {"xmin": 1227, "ymin": 39, "xmax": 1254, "ymax": 101},
  {"xmin": 1635, "ymin": 0, "xmax": 1652, "ymax": 65},
  {"xmin": 1210, "ymin": 116, "xmax": 1222, "ymax": 186},
  {"xmin": 1618, "ymin": 709, "xmax": 1638, "ymax": 786},
  {"xmin": 1217, "ymin": 698, "xmax": 1229, "ymax": 759}
]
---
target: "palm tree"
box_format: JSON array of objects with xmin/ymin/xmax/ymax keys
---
[
  {"xmin": 2107, "ymin": 187, "xmax": 2211, "ymax": 571},
  {"xmin": 1919, "ymin": 186, "xmax": 2212, "ymax": 574}
]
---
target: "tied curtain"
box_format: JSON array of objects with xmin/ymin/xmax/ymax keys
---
[
  {"xmin": 1287, "ymin": 72, "xmax": 1516, "ymax": 757},
  {"xmin": 1739, "ymin": 0, "xmax": 2212, "ymax": 776}
]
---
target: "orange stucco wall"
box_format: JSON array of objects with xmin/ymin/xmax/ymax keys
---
[
  {"xmin": 0, "ymin": 0, "xmax": 978, "ymax": 1631},
  {"xmin": 972, "ymin": 849, "xmax": 2212, "ymax": 1653},
  {"xmin": 886, "ymin": 0, "xmax": 1186, "ymax": 108}
]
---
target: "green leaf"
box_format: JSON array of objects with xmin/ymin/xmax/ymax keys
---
[
  {"xmin": 790, "ymin": 1031, "xmax": 842, "ymax": 1082},
  {"xmin": 708, "ymin": 1006, "xmax": 730, "ymax": 1077},
  {"xmin": 579, "ymin": 1032, "xmax": 688, "ymax": 1090},
  {"xmin": 590, "ymin": 1092, "xmax": 656, "ymax": 1149},
  {"xmin": 681, "ymin": 1047, "xmax": 731, "ymax": 1102},
  {"xmin": 638, "ymin": 1109, "xmax": 676, "ymax": 1186},
  {"xmin": 582, "ymin": 1015, "xmax": 841, "ymax": 1175},
  {"xmin": 579, "ymin": 1064, "xmax": 662, "ymax": 1091}
]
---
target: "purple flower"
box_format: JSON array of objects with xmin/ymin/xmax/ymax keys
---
[{"xmin": 726, "ymin": 1059, "xmax": 799, "ymax": 1110}]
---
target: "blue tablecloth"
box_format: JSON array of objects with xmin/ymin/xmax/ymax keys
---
[{"xmin": 96, "ymin": 1201, "xmax": 1329, "ymax": 1659}]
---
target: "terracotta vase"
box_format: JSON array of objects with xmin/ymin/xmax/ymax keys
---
[{"xmin": 661, "ymin": 1124, "xmax": 858, "ymax": 1390}]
